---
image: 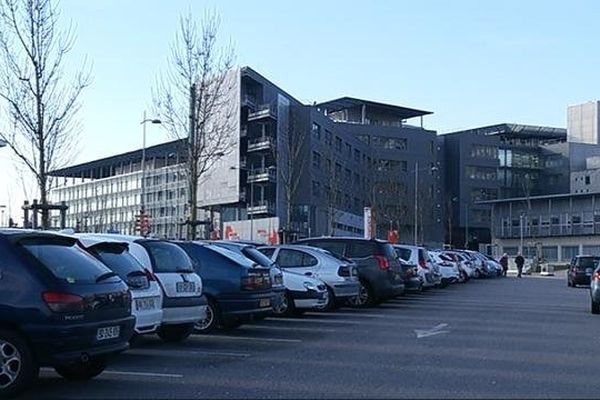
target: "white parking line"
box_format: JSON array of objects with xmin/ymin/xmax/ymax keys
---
[
  {"xmin": 128, "ymin": 348, "xmax": 251, "ymax": 358},
  {"xmin": 40, "ymin": 367, "xmax": 183, "ymax": 379},
  {"xmin": 199, "ymin": 335, "xmax": 302, "ymax": 343},
  {"xmin": 243, "ymin": 324, "xmax": 337, "ymax": 333},
  {"xmin": 270, "ymin": 317, "xmax": 362, "ymax": 325}
]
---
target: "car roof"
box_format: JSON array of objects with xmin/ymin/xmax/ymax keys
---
[
  {"xmin": 297, "ymin": 236, "xmax": 388, "ymax": 244},
  {"xmin": 73, "ymin": 234, "xmax": 129, "ymax": 249}
]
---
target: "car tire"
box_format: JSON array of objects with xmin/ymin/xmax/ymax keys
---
[
  {"xmin": 272, "ymin": 292, "xmax": 290, "ymax": 316},
  {"xmin": 349, "ymin": 280, "xmax": 375, "ymax": 308},
  {"xmin": 474, "ymin": 269, "xmax": 480, "ymax": 279},
  {"xmin": 157, "ymin": 323, "xmax": 194, "ymax": 342},
  {"xmin": 54, "ymin": 358, "xmax": 106, "ymax": 381},
  {"xmin": 592, "ymin": 300, "xmax": 600, "ymax": 315},
  {"xmin": 0, "ymin": 329, "xmax": 38, "ymax": 398},
  {"xmin": 320, "ymin": 287, "xmax": 337, "ymax": 312},
  {"xmin": 194, "ymin": 299, "xmax": 220, "ymax": 334}
]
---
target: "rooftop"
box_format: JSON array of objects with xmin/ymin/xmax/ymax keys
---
[
  {"xmin": 477, "ymin": 190, "xmax": 600, "ymax": 205},
  {"xmin": 317, "ymin": 96, "xmax": 433, "ymax": 120},
  {"xmin": 444, "ymin": 123, "xmax": 566, "ymax": 139}
]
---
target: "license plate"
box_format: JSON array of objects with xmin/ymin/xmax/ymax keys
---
[
  {"xmin": 96, "ymin": 326, "xmax": 120, "ymax": 341},
  {"xmin": 259, "ymin": 298, "xmax": 270, "ymax": 308},
  {"xmin": 135, "ymin": 297, "xmax": 156, "ymax": 311},
  {"xmin": 176, "ymin": 281, "xmax": 196, "ymax": 293}
]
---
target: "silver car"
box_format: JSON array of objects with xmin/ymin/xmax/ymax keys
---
[{"xmin": 258, "ymin": 245, "xmax": 361, "ymax": 310}]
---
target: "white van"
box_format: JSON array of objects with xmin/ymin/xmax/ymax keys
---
[{"xmin": 92, "ymin": 234, "xmax": 206, "ymax": 342}]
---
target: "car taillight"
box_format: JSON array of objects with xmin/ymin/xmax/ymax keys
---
[
  {"xmin": 144, "ymin": 268, "xmax": 157, "ymax": 282},
  {"xmin": 42, "ymin": 291, "xmax": 86, "ymax": 313},
  {"xmin": 419, "ymin": 259, "xmax": 428, "ymax": 269},
  {"xmin": 374, "ymin": 255, "xmax": 389, "ymax": 270},
  {"xmin": 242, "ymin": 273, "xmax": 271, "ymax": 290},
  {"xmin": 338, "ymin": 265, "xmax": 351, "ymax": 277}
]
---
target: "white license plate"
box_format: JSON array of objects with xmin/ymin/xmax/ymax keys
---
[
  {"xmin": 96, "ymin": 326, "xmax": 120, "ymax": 341},
  {"xmin": 176, "ymin": 281, "xmax": 196, "ymax": 293},
  {"xmin": 259, "ymin": 298, "xmax": 271, "ymax": 308},
  {"xmin": 135, "ymin": 297, "xmax": 156, "ymax": 311}
]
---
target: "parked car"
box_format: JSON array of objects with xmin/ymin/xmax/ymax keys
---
[
  {"xmin": 92, "ymin": 234, "xmax": 206, "ymax": 342},
  {"xmin": 295, "ymin": 237, "xmax": 405, "ymax": 306},
  {"xmin": 208, "ymin": 241, "xmax": 286, "ymax": 315},
  {"xmin": 460, "ymin": 250, "xmax": 491, "ymax": 278},
  {"xmin": 0, "ymin": 230, "xmax": 135, "ymax": 397},
  {"xmin": 441, "ymin": 250, "xmax": 475, "ymax": 279},
  {"xmin": 483, "ymin": 255, "xmax": 503, "ymax": 277},
  {"xmin": 568, "ymin": 255, "xmax": 600, "ymax": 287},
  {"xmin": 394, "ymin": 245, "xmax": 441, "ymax": 289},
  {"xmin": 429, "ymin": 251, "xmax": 460, "ymax": 286},
  {"xmin": 176, "ymin": 242, "xmax": 275, "ymax": 332},
  {"xmin": 257, "ymin": 244, "xmax": 361, "ymax": 309},
  {"xmin": 75, "ymin": 235, "xmax": 164, "ymax": 336},
  {"xmin": 589, "ymin": 265, "xmax": 600, "ymax": 314}
]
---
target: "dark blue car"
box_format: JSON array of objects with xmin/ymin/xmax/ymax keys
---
[
  {"xmin": 0, "ymin": 230, "xmax": 135, "ymax": 397},
  {"xmin": 175, "ymin": 242, "xmax": 274, "ymax": 333}
]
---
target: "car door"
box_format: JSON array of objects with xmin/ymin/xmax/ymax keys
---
[{"xmin": 276, "ymin": 248, "xmax": 319, "ymax": 277}]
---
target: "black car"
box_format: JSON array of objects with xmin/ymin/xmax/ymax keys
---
[
  {"xmin": 568, "ymin": 255, "xmax": 600, "ymax": 287},
  {"xmin": 294, "ymin": 237, "xmax": 405, "ymax": 306},
  {"xmin": 0, "ymin": 230, "xmax": 135, "ymax": 397},
  {"xmin": 175, "ymin": 242, "xmax": 274, "ymax": 332}
]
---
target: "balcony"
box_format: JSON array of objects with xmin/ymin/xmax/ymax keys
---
[
  {"xmin": 242, "ymin": 94, "xmax": 257, "ymax": 109},
  {"xmin": 247, "ymin": 136, "xmax": 274, "ymax": 152},
  {"xmin": 248, "ymin": 103, "xmax": 277, "ymax": 121},
  {"xmin": 248, "ymin": 200, "xmax": 276, "ymax": 216},
  {"xmin": 247, "ymin": 167, "xmax": 277, "ymax": 183}
]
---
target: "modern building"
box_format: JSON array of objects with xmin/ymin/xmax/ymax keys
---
[
  {"xmin": 49, "ymin": 66, "xmax": 443, "ymax": 245},
  {"xmin": 441, "ymin": 123, "xmax": 567, "ymax": 248},
  {"xmin": 567, "ymin": 100, "xmax": 600, "ymax": 144}
]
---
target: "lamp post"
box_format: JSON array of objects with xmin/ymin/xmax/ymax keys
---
[
  {"xmin": 411, "ymin": 162, "xmax": 438, "ymax": 245},
  {"xmin": 140, "ymin": 111, "xmax": 161, "ymax": 236}
]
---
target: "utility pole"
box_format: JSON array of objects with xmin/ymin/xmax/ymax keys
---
[{"xmin": 413, "ymin": 161, "xmax": 419, "ymax": 245}]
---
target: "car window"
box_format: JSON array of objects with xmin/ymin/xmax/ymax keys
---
[
  {"xmin": 141, "ymin": 241, "xmax": 194, "ymax": 273},
  {"xmin": 258, "ymin": 247, "xmax": 275, "ymax": 258},
  {"xmin": 306, "ymin": 241, "xmax": 346, "ymax": 258},
  {"xmin": 395, "ymin": 247, "xmax": 412, "ymax": 261},
  {"xmin": 242, "ymin": 247, "xmax": 274, "ymax": 268},
  {"xmin": 348, "ymin": 241, "xmax": 376, "ymax": 258},
  {"xmin": 303, "ymin": 252, "xmax": 319, "ymax": 267},
  {"xmin": 88, "ymin": 243, "xmax": 145, "ymax": 279},
  {"xmin": 277, "ymin": 249, "xmax": 305, "ymax": 268},
  {"xmin": 578, "ymin": 257, "xmax": 600, "ymax": 269},
  {"xmin": 20, "ymin": 237, "xmax": 113, "ymax": 284}
]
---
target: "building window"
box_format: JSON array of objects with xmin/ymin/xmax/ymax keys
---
[
  {"xmin": 541, "ymin": 246, "xmax": 558, "ymax": 262},
  {"xmin": 344, "ymin": 168, "xmax": 351, "ymax": 182},
  {"xmin": 335, "ymin": 136, "xmax": 342, "ymax": 152},
  {"xmin": 312, "ymin": 122, "xmax": 321, "ymax": 141},
  {"xmin": 357, "ymin": 134, "xmax": 369, "ymax": 144},
  {"xmin": 470, "ymin": 144, "xmax": 498, "ymax": 159},
  {"xmin": 312, "ymin": 151, "xmax": 321, "ymax": 169},
  {"xmin": 345, "ymin": 143, "xmax": 352, "ymax": 157},
  {"xmin": 354, "ymin": 149, "xmax": 361, "ymax": 163},
  {"xmin": 471, "ymin": 188, "xmax": 498, "ymax": 202},
  {"xmin": 503, "ymin": 246, "xmax": 518, "ymax": 256},
  {"xmin": 582, "ymin": 245, "xmax": 600, "ymax": 255},
  {"xmin": 586, "ymin": 175, "xmax": 591, "ymax": 185},
  {"xmin": 371, "ymin": 136, "xmax": 407, "ymax": 150},
  {"xmin": 335, "ymin": 162, "xmax": 342, "ymax": 178},
  {"xmin": 353, "ymin": 172, "xmax": 360, "ymax": 186},
  {"xmin": 561, "ymin": 246, "xmax": 579, "ymax": 261},
  {"xmin": 325, "ymin": 130, "xmax": 332, "ymax": 145},
  {"xmin": 465, "ymin": 166, "xmax": 497, "ymax": 181}
]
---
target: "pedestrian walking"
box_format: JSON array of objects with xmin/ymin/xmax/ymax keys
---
[
  {"xmin": 515, "ymin": 253, "xmax": 525, "ymax": 278},
  {"xmin": 499, "ymin": 253, "xmax": 509, "ymax": 277}
]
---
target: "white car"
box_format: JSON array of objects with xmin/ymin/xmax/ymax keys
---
[
  {"xmin": 76, "ymin": 235, "xmax": 163, "ymax": 335},
  {"xmin": 394, "ymin": 244, "xmax": 442, "ymax": 288},
  {"xmin": 258, "ymin": 245, "xmax": 361, "ymax": 310},
  {"xmin": 91, "ymin": 234, "xmax": 206, "ymax": 342},
  {"xmin": 441, "ymin": 250, "xmax": 476, "ymax": 279},
  {"xmin": 280, "ymin": 270, "xmax": 329, "ymax": 314},
  {"xmin": 429, "ymin": 251, "xmax": 461, "ymax": 286}
]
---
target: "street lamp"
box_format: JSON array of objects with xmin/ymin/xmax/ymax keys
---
[
  {"xmin": 140, "ymin": 111, "xmax": 161, "ymax": 217},
  {"xmin": 411, "ymin": 162, "xmax": 438, "ymax": 245}
]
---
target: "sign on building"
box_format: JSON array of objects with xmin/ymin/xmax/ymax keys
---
[{"xmin": 223, "ymin": 217, "xmax": 280, "ymax": 244}]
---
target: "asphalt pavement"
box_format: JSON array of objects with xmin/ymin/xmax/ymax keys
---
[{"xmin": 24, "ymin": 274, "xmax": 599, "ymax": 399}]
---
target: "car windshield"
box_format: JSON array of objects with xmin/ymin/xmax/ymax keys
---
[
  {"xmin": 142, "ymin": 241, "xmax": 194, "ymax": 273},
  {"xmin": 242, "ymin": 247, "xmax": 274, "ymax": 268},
  {"xmin": 579, "ymin": 258, "xmax": 600, "ymax": 269},
  {"xmin": 88, "ymin": 243, "xmax": 145, "ymax": 280},
  {"xmin": 395, "ymin": 247, "xmax": 412, "ymax": 261},
  {"xmin": 19, "ymin": 236, "xmax": 113, "ymax": 284}
]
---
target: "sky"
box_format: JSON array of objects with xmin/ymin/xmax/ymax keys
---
[{"xmin": 1, "ymin": 0, "xmax": 600, "ymax": 222}]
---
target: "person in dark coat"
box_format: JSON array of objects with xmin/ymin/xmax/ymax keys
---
[
  {"xmin": 499, "ymin": 253, "xmax": 509, "ymax": 277},
  {"xmin": 514, "ymin": 253, "xmax": 525, "ymax": 278}
]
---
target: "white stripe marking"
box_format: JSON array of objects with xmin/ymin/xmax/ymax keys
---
[
  {"xmin": 41, "ymin": 367, "xmax": 182, "ymax": 378},
  {"xmin": 200, "ymin": 335, "xmax": 301, "ymax": 343},
  {"xmin": 243, "ymin": 324, "xmax": 337, "ymax": 333},
  {"xmin": 128, "ymin": 348, "xmax": 251, "ymax": 358}
]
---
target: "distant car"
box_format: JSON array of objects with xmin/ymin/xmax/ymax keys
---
[
  {"xmin": 568, "ymin": 255, "xmax": 600, "ymax": 287},
  {"xmin": 76, "ymin": 235, "xmax": 163, "ymax": 336},
  {"xmin": 258, "ymin": 244, "xmax": 361, "ymax": 309},
  {"xmin": 460, "ymin": 250, "xmax": 491, "ymax": 278},
  {"xmin": 589, "ymin": 266, "xmax": 600, "ymax": 314},
  {"xmin": 441, "ymin": 250, "xmax": 475, "ymax": 279},
  {"xmin": 91, "ymin": 235, "xmax": 206, "ymax": 343},
  {"xmin": 208, "ymin": 241, "xmax": 286, "ymax": 315},
  {"xmin": 176, "ymin": 242, "xmax": 275, "ymax": 332},
  {"xmin": 394, "ymin": 245, "xmax": 442, "ymax": 289},
  {"xmin": 0, "ymin": 230, "xmax": 135, "ymax": 397},
  {"xmin": 429, "ymin": 251, "xmax": 460, "ymax": 286},
  {"xmin": 295, "ymin": 237, "xmax": 405, "ymax": 306}
]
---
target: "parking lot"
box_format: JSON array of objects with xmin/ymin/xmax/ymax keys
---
[{"xmin": 22, "ymin": 273, "xmax": 599, "ymax": 399}]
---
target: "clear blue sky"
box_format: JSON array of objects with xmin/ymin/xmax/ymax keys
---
[{"xmin": 1, "ymin": 0, "xmax": 599, "ymax": 219}]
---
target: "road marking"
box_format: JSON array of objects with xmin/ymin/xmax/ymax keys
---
[
  {"xmin": 41, "ymin": 367, "xmax": 183, "ymax": 378},
  {"xmin": 243, "ymin": 324, "xmax": 337, "ymax": 333},
  {"xmin": 128, "ymin": 348, "xmax": 251, "ymax": 358},
  {"xmin": 269, "ymin": 317, "xmax": 361, "ymax": 325},
  {"xmin": 415, "ymin": 323, "xmax": 450, "ymax": 338},
  {"xmin": 199, "ymin": 335, "xmax": 301, "ymax": 343}
]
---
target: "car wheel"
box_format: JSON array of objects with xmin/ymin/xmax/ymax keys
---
[
  {"xmin": 319, "ymin": 287, "xmax": 337, "ymax": 312},
  {"xmin": 194, "ymin": 299, "xmax": 220, "ymax": 334},
  {"xmin": 474, "ymin": 269, "xmax": 480, "ymax": 279},
  {"xmin": 157, "ymin": 323, "xmax": 194, "ymax": 342},
  {"xmin": 349, "ymin": 280, "xmax": 375, "ymax": 308},
  {"xmin": 272, "ymin": 292, "xmax": 290, "ymax": 316},
  {"xmin": 567, "ymin": 278, "xmax": 572, "ymax": 287},
  {"xmin": 54, "ymin": 358, "xmax": 106, "ymax": 381},
  {"xmin": 0, "ymin": 329, "xmax": 38, "ymax": 398},
  {"xmin": 592, "ymin": 300, "xmax": 600, "ymax": 315}
]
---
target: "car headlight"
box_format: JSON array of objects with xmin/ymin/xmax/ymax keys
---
[{"xmin": 303, "ymin": 281, "xmax": 317, "ymax": 291}]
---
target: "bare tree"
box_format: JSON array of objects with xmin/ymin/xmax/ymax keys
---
[
  {"xmin": 0, "ymin": 0, "xmax": 91, "ymax": 229},
  {"xmin": 153, "ymin": 10, "xmax": 236, "ymax": 239}
]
